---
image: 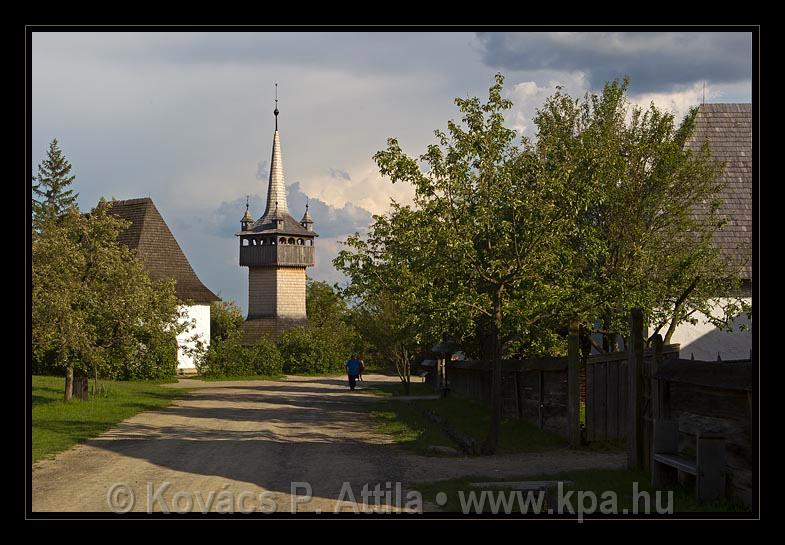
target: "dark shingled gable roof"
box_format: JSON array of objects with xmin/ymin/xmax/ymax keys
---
[
  {"xmin": 110, "ymin": 197, "xmax": 220, "ymax": 304},
  {"xmin": 686, "ymin": 103, "xmax": 752, "ymax": 281}
]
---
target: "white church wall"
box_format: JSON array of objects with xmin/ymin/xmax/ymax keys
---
[
  {"xmin": 176, "ymin": 304, "xmax": 211, "ymax": 374},
  {"xmin": 668, "ymin": 297, "xmax": 752, "ymax": 361}
]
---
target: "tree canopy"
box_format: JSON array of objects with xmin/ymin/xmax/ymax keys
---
[
  {"xmin": 334, "ymin": 74, "xmax": 749, "ymax": 452},
  {"xmin": 31, "ymin": 142, "xmax": 187, "ymax": 398}
]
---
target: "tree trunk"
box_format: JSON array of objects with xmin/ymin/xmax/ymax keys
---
[
  {"xmin": 64, "ymin": 365, "xmax": 74, "ymax": 402},
  {"xmin": 601, "ymin": 314, "xmax": 619, "ymax": 353},
  {"xmin": 486, "ymin": 287, "xmax": 504, "ymax": 454},
  {"xmin": 404, "ymin": 353, "xmax": 411, "ymax": 395}
]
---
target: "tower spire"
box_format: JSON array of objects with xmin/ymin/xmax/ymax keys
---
[
  {"xmin": 262, "ymin": 83, "xmax": 288, "ymax": 219},
  {"xmin": 274, "ymin": 83, "xmax": 279, "ymax": 130}
]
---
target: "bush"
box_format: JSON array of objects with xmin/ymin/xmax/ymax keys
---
[
  {"xmin": 277, "ymin": 324, "xmax": 354, "ymax": 375},
  {"xmin": 248, "ymin": 337, "xmax": 284, "ymax": 376},
  {"xmin": 128, "ymin": 333, "xmax": 179, "ymax": 380},
  {"xmin": 196, "ymin": 335, "xmax": 283, "ymax": 378},
  {"xmin": 198, "ymin": 336, "xmax": 246, "ymax": 376}
]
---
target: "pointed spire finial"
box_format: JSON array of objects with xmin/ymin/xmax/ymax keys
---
[
  {"xmin": 274, "ymin": 83, "xmax": 279, "ymax": 130},
  {"xmin": 306, "ymin": 197, "xmax": 309, "ymax": 211},
  {"xmin": 246, "ymin": 195, "xmax": 250, "ymax": 211}
]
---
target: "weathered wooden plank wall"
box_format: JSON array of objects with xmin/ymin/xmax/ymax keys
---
[
  {"xmin": 655, "ymin": 362, "xmax": 753, "ymax": 508},
  {"xmin": 448, "ymin": 360, "xmax": 570, "ymax": 439},
  {"xmin": 585, "ymin": 345, "xmax": 679, "ymax": 443}
]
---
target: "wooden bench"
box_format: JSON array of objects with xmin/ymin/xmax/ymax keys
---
[{"xmin": 651, "ymin": 418, "xmax": 726, "ymax": 503}]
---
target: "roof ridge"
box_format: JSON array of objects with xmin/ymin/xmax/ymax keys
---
[{"xmin": 112, "ymin": 197, "xmax": 154, "ymax": 206}]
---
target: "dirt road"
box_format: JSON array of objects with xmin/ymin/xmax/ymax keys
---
[{"xmin": 31, "ymin": 374, "xmax": 624, "ymax": 513}]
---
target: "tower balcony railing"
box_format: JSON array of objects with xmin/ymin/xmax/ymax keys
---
[{"xmin": 240, "ymin": 243, "xmax": 315, "ymax": 267}]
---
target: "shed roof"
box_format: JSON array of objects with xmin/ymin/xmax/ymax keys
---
[{"xmin": 109, "ymin": 197, "xmax": 220, "ymax": 304}]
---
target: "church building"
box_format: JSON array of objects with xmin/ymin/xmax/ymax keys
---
[{"xmin": 238, "ymin": 93, "xmax": 317, "ymax": 344}]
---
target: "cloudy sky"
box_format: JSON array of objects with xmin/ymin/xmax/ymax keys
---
[{"xmin": 31, "ymin": 31, "xmax": 752, "ymax": 314}]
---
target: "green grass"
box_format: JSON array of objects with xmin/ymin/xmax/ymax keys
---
[
  {"xmin": 369, "ymin": 400, "xmax": 458, "ymax": 455},
  {"xmin": 414, "ymin": 468, "xmax": 751, "ymax": 514},
  {"xmin": 368, "ymin": 386, "xmax": 567, "ymax": 455},
  {"xmin": 416, "ymin": 396, "xmax": 567, "ymax": 454},
  {"xmin": 32, "ymin": 375, "xmax": 189, "ymax": 464},
  {"xmin": 366, "ymin": 380, "xmax": 434, "ymax": 397},
  {"xmin": 191, "ymin": 374, "xmax": 285, "ymax": 381}
]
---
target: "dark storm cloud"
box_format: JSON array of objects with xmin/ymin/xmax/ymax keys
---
[
  {"xmin": 477, "ymin": 32, "xmax": 752, "ymax": 92},
  {"xmin": 209, "ymin": 182, "xmax": 373, "ymax": 240}
]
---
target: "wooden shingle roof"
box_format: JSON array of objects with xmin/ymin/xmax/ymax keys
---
[
  {"xmin": 686, "ymin": 103, "xmax": 752, "ymax": 281},
  {"xmin": 110, "ymin": 197, "xmax": 220, "ymax": 304},
  {"xmin": 239, "ymin": 211, "xmax": 316, "ymax": 237}
]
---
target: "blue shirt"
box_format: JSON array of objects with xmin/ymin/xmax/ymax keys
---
[{"xmin": 346, "ymin": 359, "xmax": 361, "ymax": 375}]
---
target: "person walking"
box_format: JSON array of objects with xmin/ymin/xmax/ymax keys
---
[{"xmin": 345, "ymin": 355, "xmax": 362, "ymax": 391}]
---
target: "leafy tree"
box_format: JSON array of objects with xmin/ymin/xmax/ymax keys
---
[
  {"xmin": 32, "ymin": 139, "xmax": 78, "ymax": 229},
  {"xmin": 32, "ymin": 199, "xmax": 186, "ymax": 398},
  {"xmin": 533, "ymin": 78, "xmax": 750, "ymax": 349},
  {"xmin": 347, "ymin": 294, "xmax": 419, "ymax": 394},
  {"xmin": 210, "ymin": 300, "xmax": 245, "ymax": 343},
  {"xmin": 277, "ymin": 325, "xmax": 350, "ymax": 375},
  {"xmin": 336, "ymin": 74, "xmax": 588, "ymax": 452},
  {"xmin": 306, "ymin": 278, "xmax": 349, "ymax": 328}
]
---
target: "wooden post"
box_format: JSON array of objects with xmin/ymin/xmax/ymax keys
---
[
  {"xmin": 627, "ymin": 308, "xmax": 645, "ymax": 470},
  {"xmin": 435, "ymin": 357, "xmax": 445, "ymax": 393},
  {"xmin": 568, "ymin": 320, "xmax": 581, "ymax": 447},
  {"xmin": 651, "ymin": 334, "xmax": 664, "ymax": 422},
  {"xmin": 696, "ymin": 430, "xmax": 726, "ymax": 503},
  {"xmin": 538, "ymin": 370, "xmax": 544, "ymax": 429}
]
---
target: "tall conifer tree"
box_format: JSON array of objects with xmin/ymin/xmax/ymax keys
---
[{"xmin": 33, "ymin": 139, "xmax": 78, "ymax": 226}]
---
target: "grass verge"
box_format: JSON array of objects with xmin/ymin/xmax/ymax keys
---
[
  {"xmin": 366, "ymin": 380, "xmax": 434, "ymax": 397},
  {"xmin": 32, "ymin": 375, "xmax": 189, "ymax": 464},
  {"xmin": 367, "ymin": 380, "xmax": 566, "ymax": 455},
  {"xmin": 370, "ymin": 400, "xmax": 458, "ymax": 456},
  {"xmin": 190, "ymin": 374, "xmax": 285, "ymax": 382},
  {"xmin": 415, "ymin": 396, "xmax": 567, "ymax": 454}
]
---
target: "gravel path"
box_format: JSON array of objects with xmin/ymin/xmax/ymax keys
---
[{"xmin": 31, "ymin": 374, "xmax": 624, "ymax": 513}]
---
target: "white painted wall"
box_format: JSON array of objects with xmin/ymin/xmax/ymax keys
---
[
  {"xmin": 668, "ymin": 297, "xmax": 752, "ymax": 361},
  {"xmin": 176, "ymin": 304, "xmax": 211, "ymax": 373}
]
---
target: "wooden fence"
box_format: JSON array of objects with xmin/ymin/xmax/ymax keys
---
[
  {"xmin": 585, "ymin": 343, "xmax": 680, "ymax": 443},
  {"xmin": 448, "ymin": 357, "xmax": 570, "ymax": 439},
  {"xmin": 653, "ymin": 357, "xmax": 752, "ymax": 507}
]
